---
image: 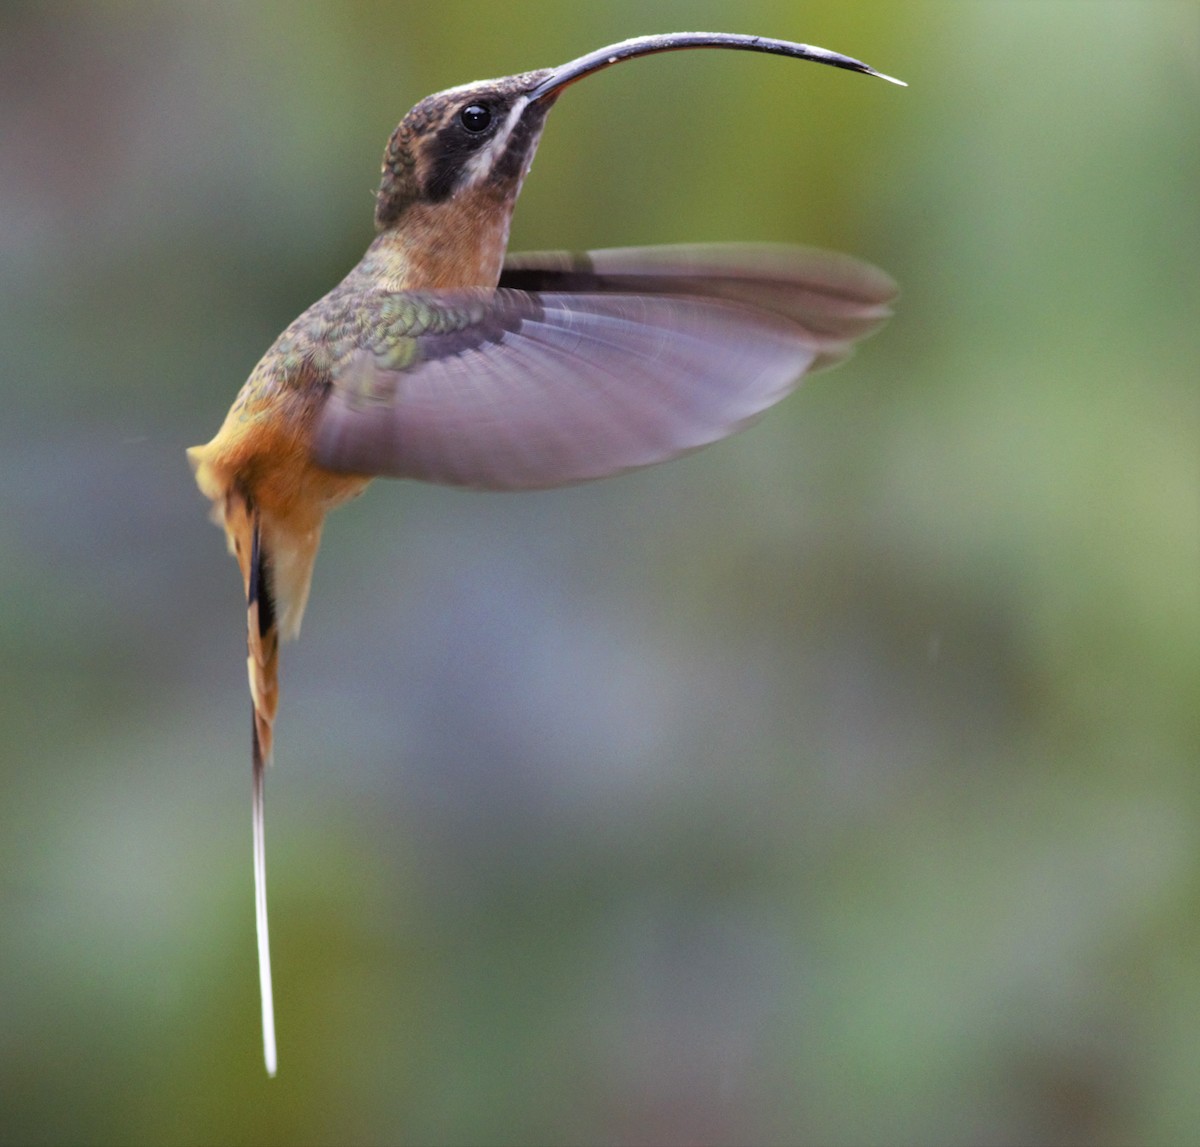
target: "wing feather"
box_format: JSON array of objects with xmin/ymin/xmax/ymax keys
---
[
  {"xmin": 313, "ymin": 245, "xmax": 896, "ymax": 490},
  {"xmin": 501, "ymin": 243, "xmax": 897, "ymax": 361}
]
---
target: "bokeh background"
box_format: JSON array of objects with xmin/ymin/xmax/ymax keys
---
[{"xmin": 2, "ymin": 2, "xmax": 1197, "ymax": 1144}]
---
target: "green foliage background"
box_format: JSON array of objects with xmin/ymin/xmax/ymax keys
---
[{"xmin": 1, "ymin": 2, "xmax": 1196, "ymax": 1144}]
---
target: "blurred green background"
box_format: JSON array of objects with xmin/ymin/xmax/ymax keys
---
[{"xmin": 2, "ymin": 2, "xmax": 1197, "ymax": 1144}]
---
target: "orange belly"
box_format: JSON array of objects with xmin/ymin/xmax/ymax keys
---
[{"xmin": 189, "ymin": 393, "xmax": 371, "ymax": 640}]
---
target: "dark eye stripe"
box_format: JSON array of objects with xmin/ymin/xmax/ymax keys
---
[{"xmin": 422, "ymin": 95, "xmax": 549, "ymax": 204}]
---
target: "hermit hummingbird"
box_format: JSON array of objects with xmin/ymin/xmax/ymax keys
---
[{"xmin": 188, "ymin": 31, "xmax": 904, "ymax": 1076}]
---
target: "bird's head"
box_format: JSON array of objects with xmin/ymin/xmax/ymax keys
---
[
  {"xmin": 374, "ymin": 70, "xmax": 556, "ymax": 231},
  {"xmin": 371, "ymin": 33, "xmax": 902, "ymax": 286}
]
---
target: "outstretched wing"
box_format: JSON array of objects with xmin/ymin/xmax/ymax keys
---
[
  {"xmin": 500, "ymin": 243, "xmax": 896, "ymax": 372},
  {"xmin": 312, "ymin": 245, "xmax": 895, "ymax": 490}
]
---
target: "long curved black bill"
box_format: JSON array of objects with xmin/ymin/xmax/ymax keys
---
[{"xmin": 528, "ymin": 31, "xmax": 905, "ymax": 101}]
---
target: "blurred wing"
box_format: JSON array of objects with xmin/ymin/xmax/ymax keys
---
[
  {"xmin": 500, "ymin": 243, "xmax": 897, "ymax": 371},
  {"xmin": 313, "ymin": 246, "xmax": 895, "ymax": 490}
]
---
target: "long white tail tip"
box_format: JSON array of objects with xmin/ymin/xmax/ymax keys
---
[{"xmin": 253, "ymin": 756, "xmax": 278, "ymax": 1077}]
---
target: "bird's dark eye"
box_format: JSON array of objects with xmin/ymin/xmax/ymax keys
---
[{"xmin": 459, "ymin": 104, "xmax": 492, "ymax": 133}]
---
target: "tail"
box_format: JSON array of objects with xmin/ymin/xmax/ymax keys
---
[
  {"xmin": 214, "ymin": 488, "xmax": 280, "ymax": 1078},
  {"xmin": 247, "ymin": 517, "xmax": 281, "ymax": 769},
  {"xmin": 247, "ymin": 515, "xmax": 279, "ymax": 1078},
  {"xmin": 188, "ymin": 440, "xmax": 334, "ymax": 1078},
  {"xmin": 213, "ymin": 488, "xmax": 283, "ymax": 771}
]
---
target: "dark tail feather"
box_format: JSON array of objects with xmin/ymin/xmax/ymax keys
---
[{"xmin": 247, "ymin": 520, "xmax": 279, "ymax": 765}]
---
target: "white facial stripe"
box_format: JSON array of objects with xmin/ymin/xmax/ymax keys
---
[{"xmin": 458, "ymin": 95, "xmax": 530, "ymax": 193}]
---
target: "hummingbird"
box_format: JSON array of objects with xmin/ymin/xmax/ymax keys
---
[{"xmin": 188, "ymin": 31, "xmax": 903, "ymax": 1076}]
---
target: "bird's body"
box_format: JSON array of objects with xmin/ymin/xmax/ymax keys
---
[
  {"xmin": 190, "ymin": 216, "xmax": 518, "ymax": 764},
  {"xmin": 189, "ymin": 31, "xmax": 903, "ymax": 1077},
  {"xmin": 191, "ymin": 222, "xmax": 498, "ymax": 614}
]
